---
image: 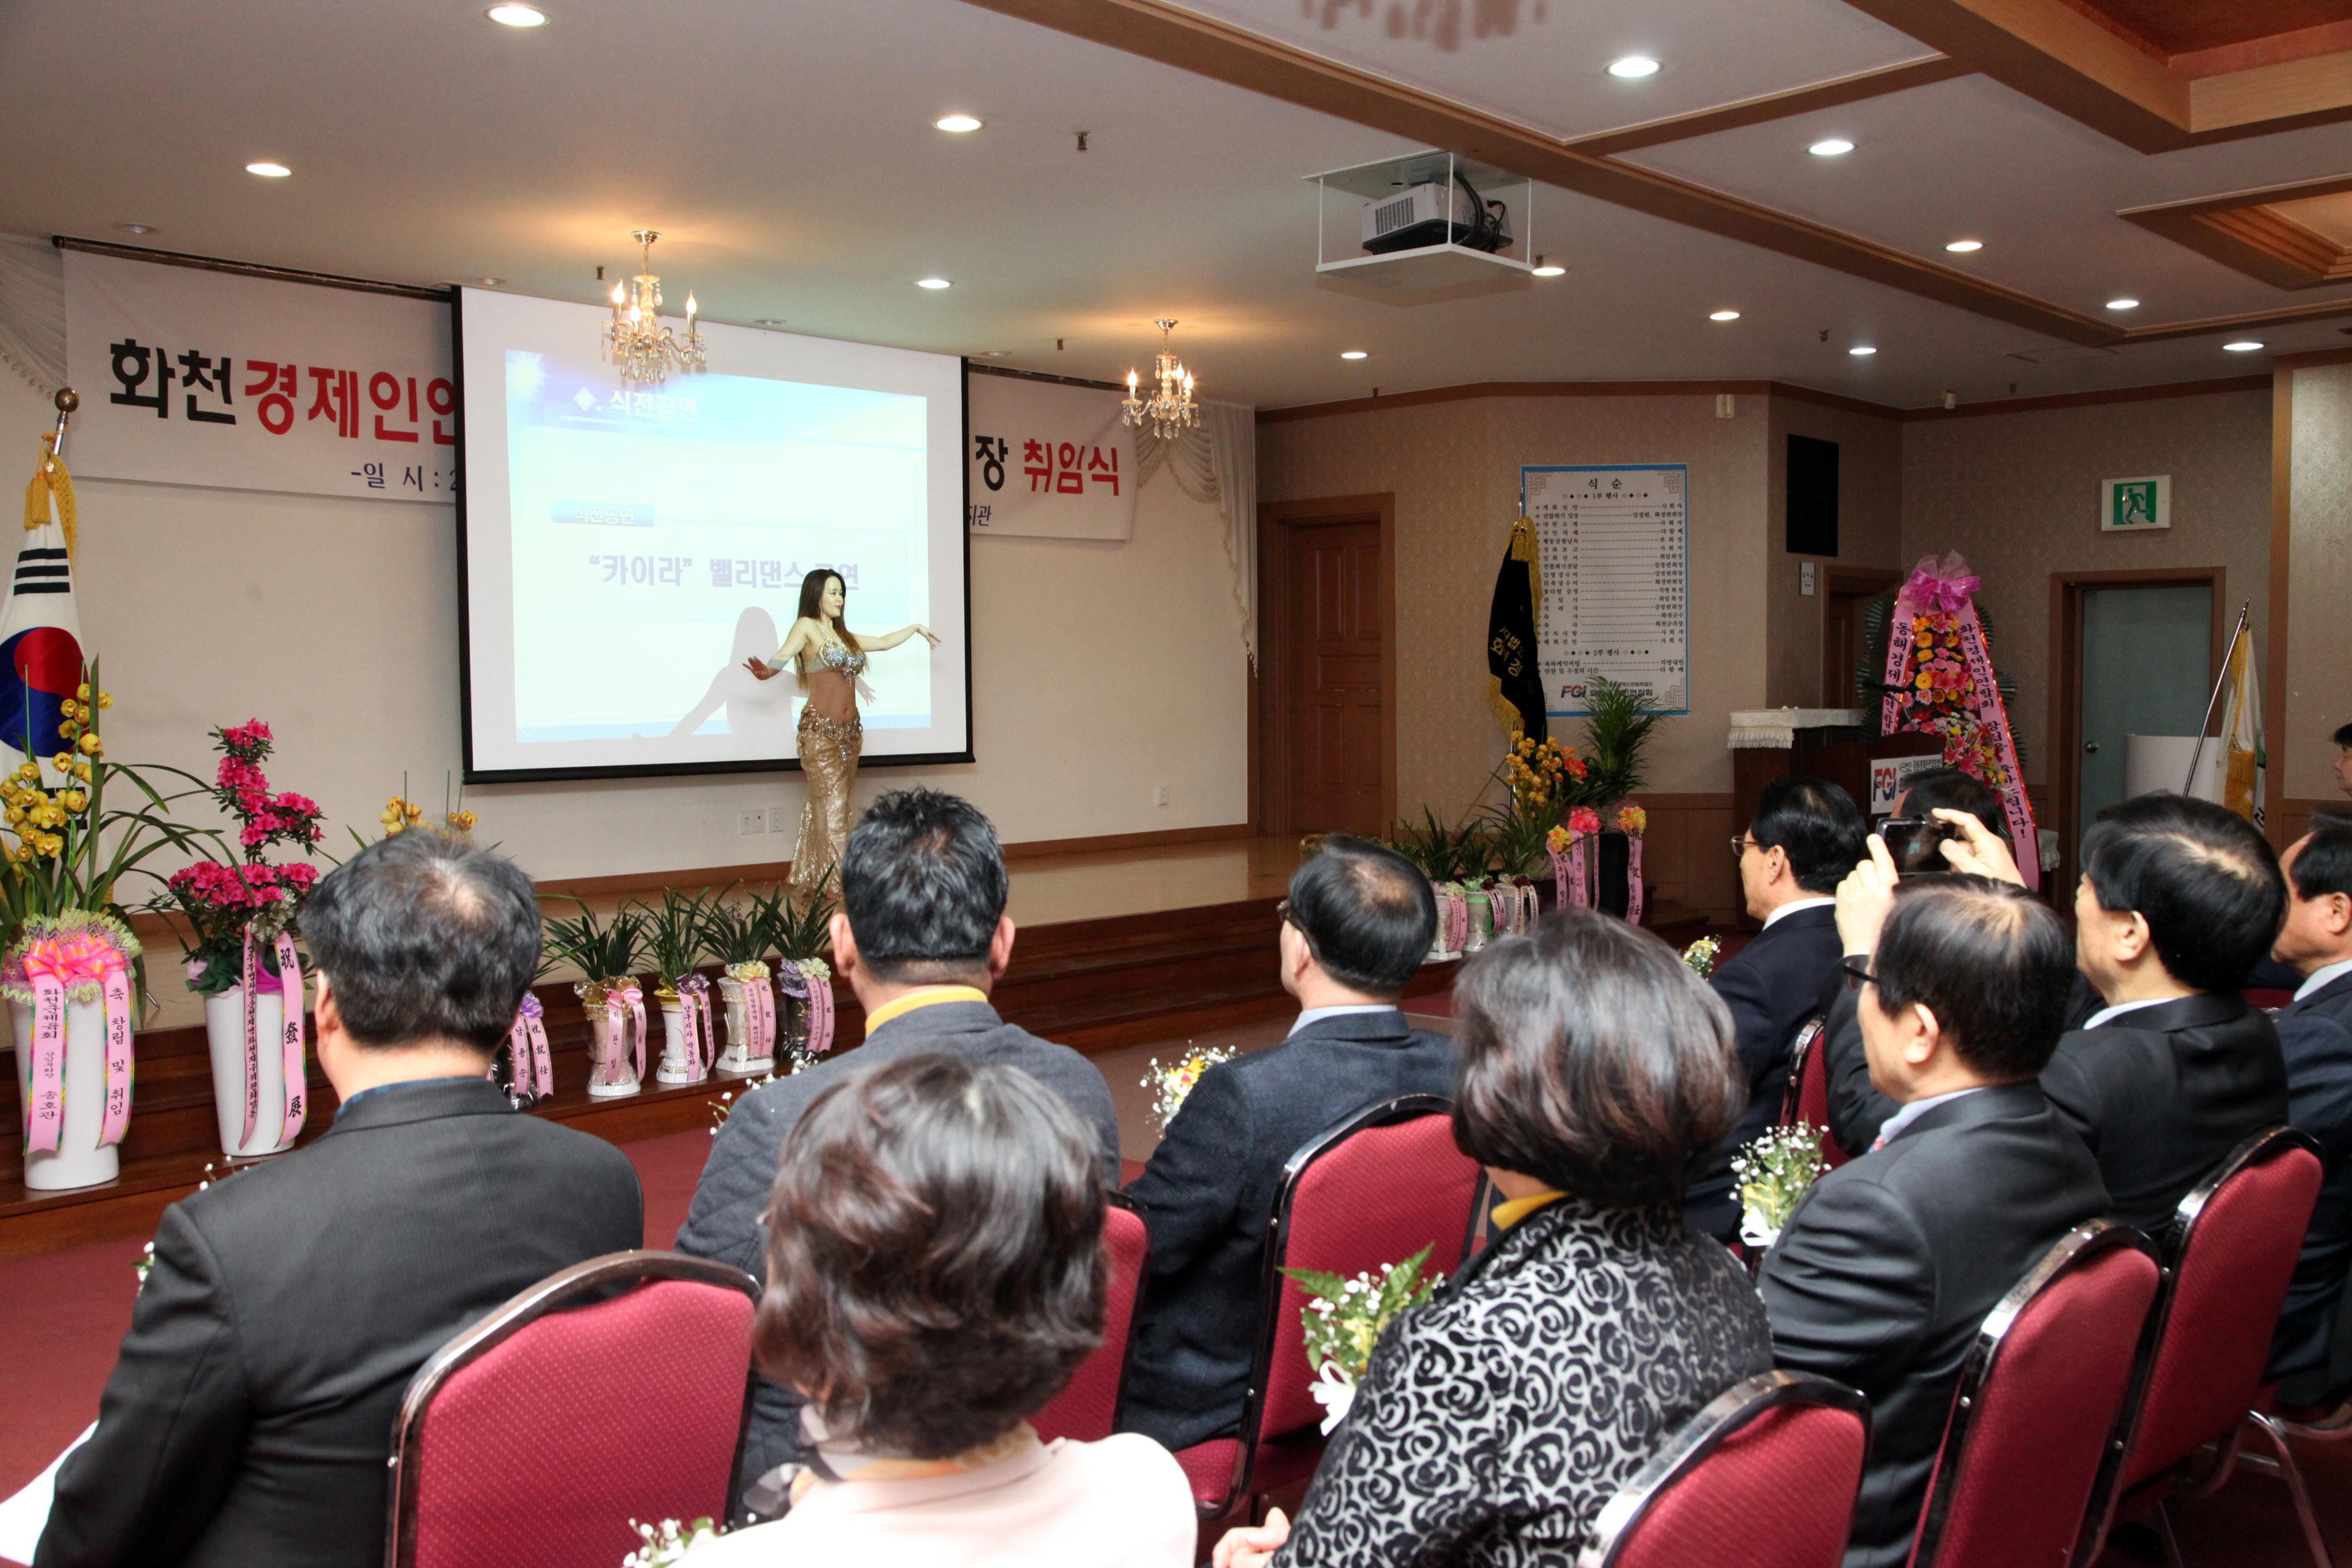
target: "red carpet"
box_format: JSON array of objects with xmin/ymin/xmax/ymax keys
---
[{"xmin": 5, "ymin": 1126, "xmax": 2350, "ymax": 1566}]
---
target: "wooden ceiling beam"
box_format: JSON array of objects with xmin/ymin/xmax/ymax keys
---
[
  {"xmin": 958, "ymin": 0, "xmax": 2119, "ymax": 345},
  {"xmin": 1567, "ymin": 56, "xmax": 1971, "ymax": 157}
]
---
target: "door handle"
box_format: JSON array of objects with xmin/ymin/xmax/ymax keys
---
[{"xmin": 2083, "ymin": 741, "xmax": 2100, "ymax": 754}]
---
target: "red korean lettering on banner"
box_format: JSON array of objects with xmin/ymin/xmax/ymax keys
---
[
  {"xmin": 1087, "ymin": 445, "xmax": 1119, "ymax": 495},
  {"xmin": 1054, "ymin": 442, "xmax": 1083, "ymax": 495},
  {"xmin": 244, "ymin": 361, "xmax": 299, "ymax": 434},
  {"xmin": 369, "ymin": 372, "xmax": 421, "ymax": 443},
  {"xmin": 1022, "ymin": 439, "xmax": 1050, "ymax": 492},
  {"xmin": 306, "ymin": 367, "xmax": 359, "ymax": 439}
]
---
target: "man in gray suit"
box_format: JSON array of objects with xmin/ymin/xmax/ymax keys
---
[{"xmin": 677, "ymin": 786, "xmax": 1120, "ymax": 1521}]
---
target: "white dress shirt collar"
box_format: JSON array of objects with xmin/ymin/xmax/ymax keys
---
[
  {"xmin": 1762, "ymin": 896, "xmax": 1837, "ymax": 931},
  {"xmin": 1289, "ymin": 1003, "xmax": 1399, "ymax": 1038},
  {"xmin": 2081, "ymin": 995, "xmax": 2173, "ymax": 1031},
  {"xmin": 1874, "ymin": 1085, "xmax": 1987, "ymax": 1150},
  {"xmin": 2297, "ymin": 958, "xmax": 2352, "ymax": 1003}
]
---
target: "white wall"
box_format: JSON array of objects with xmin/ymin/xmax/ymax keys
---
[{"xmin": 0, "ymin": 370, "xmax": 1249, "ymax": 884}]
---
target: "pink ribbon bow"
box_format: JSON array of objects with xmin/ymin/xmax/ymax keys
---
[
  {"xmin": 508, "ymin": 994, "xmax": 553, "ymax": 1099},
  {"xmin": 605, "ymin": 979, "xmax": 647, "ymax": 1085},
  {"xmin": 1898, "ymin": 552, "xmax": 1981, "ymax": 615}
]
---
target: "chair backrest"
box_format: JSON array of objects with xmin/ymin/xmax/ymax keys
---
[
  {"xmin": 1580, "ymin": 1370, "xmax": 1870, "ymax": 1568},
  {"xmin": 2076, "ymin": 1127, "xmax": 2324, "ymax": 1559},
  {"xmin": 1776, "ymin": 1019, "xmax": 1849, "ymax": 1170},
  {"xmin": 1908, "ymin": 1221, "xmax": 2161, "ymax": 1568},
  {"xmin": 1253, "ymin": 1095, "xmax": 1483, "ymax": 1443},
  {"xmin": 387, "ymin": 1250, "xmax": 760, "ymax": 1568},
  {"xmin": 1032, "ymin": 1191, "xmax": 1150, "ymax": 1444}
]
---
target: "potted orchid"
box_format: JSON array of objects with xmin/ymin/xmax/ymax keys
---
[
  {"xmin": 542, "ymin": 900, "xmax": 649, "ymax": 1099},
  {"xmin": 632, "ymin": 887, "xmax": 720, "ymax": 1086},
  {"xmin": 749, "ymin": 882, "xmax": 838, "ymax": 1066},
  {"xmin": 703, "ymin": 897, "xmax": 777, "ymax": 1078},
  {"xmin": 147, "ymin": 720, "xmax": 325, "ymax": 1161},
  {"xmin": 5, "ymin": 677, "xmax": 224, "ymax": 1191}
]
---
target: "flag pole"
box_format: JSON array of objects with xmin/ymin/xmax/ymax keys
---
[
  {"xmin": 2183, "ymin": 600, "xmax": 2249, "ymax": 796},
  {"xmin": 46, "ymin": 387, "xmax": 77, "ymax": 463}
]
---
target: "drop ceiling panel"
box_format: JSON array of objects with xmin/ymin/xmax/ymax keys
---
[
  {"xmin": 1624, "ymin": 71, "xmax": 2352, "ymax": 320},
  {"xmin": 1160, "ymin": 0, "xmax": 1940, "ymax": 140}
]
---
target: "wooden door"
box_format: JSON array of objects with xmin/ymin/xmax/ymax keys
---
[{"xmin": 1287, "ymin": 520, "xmax": 1385, "ymax": 835}]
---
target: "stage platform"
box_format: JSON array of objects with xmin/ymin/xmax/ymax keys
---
[{"xmin": 0, "ymin": 834, "xmax": 1707, "ymax": 1260}]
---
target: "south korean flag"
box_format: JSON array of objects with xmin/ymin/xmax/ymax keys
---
[{"xmin": 5, "ymin": 441, "xmax": 85, "ymax": 758}]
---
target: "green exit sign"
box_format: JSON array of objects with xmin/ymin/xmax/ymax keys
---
[{"xmin": 2101, "ymin": 475, "xmax": 2170, "ymax": 533}]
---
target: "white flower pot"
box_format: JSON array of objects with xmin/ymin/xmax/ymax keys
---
[
  {"xmin": 12, "ymin": 998, "xmax": 122, "ymax": 1192},
  {"xmin": 202, "ymin": 986, "xmax": 300, "ymax": 1162},
  {"xmin": 1464, "ymin": 892, "xmax": 1492, "ymax": 952},
  {"xmin": 655, "ymin": 998, "xmax": 707, "ymax": 1085},
  {"xmin": 585, "ymin": 1007, "xmax": 640, "ymax": 1099},
  {"xmin": 715, "ymin": 977, "xmax": 774, "ymax": 1077}
]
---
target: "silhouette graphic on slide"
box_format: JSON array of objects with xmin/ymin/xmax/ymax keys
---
[{"xmin": 666, "ymin": 607, "xmax": 796, "ymax": 749}]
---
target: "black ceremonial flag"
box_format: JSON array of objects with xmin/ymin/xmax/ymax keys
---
[{"xmin": 1487, "ymin": 514, "xmax": 1546, "ymax": 741}]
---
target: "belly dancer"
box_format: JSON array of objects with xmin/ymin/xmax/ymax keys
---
[{"xmin": 747, "ymin": 568, "xmax": 938, "ymax": 898}]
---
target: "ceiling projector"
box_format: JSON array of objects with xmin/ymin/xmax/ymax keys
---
[{"xmin": 1359, "ymin": 174, "xmax": 1513, "ymax": 255}]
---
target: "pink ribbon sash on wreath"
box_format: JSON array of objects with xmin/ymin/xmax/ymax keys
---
[
  {"xmin": 22, "ymin": 936, "xmax": 137, "ymax": 1154},
  {"xmin": 239, "ymin": 929, "xmax": 308, "ymax": 1149},
  {"xmin": 508, "ymin": 994, "xmax": 553, "ymax": 1099},
  {"xmin": 1881, "ymin": 552, "xmax": 2040, "ymax": 890},
  {"xmin": 1625, "ymin": 835, "xmax": 1647, "ymax": 925},
  {"xmin": 605, "ymin": 981, "xmax": 647, "ymax": 1084},
  {"xmin": 676, "ymin": 975, "xmax": 714, "ymax": 1076},
  {"xmin": 743, "ymin": 975, "xmax": 777, "ymax": 1060},
  {"xmin": 23, "ymin": 972, "xmax": 65, "ymax": 1154},
  {"xmin": 777, "ymin": 961, "xmax": 836, "ymax": 1058}
]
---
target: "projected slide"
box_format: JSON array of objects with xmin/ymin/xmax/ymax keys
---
[{"xmin": 457, "ymin": 289, "xmax": 968, "ymax": 782}]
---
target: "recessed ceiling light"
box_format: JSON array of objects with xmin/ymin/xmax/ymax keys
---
[
  {"xmin": 1531, "ymin": 261, "xmax": 1566, "ymax": 277},
  {"xmin": 1944, "ymin": 239, "xmax": 1982, "ymax": 253},
  {"xmin": 1849, "ymin": 345, "xmax": 1877, "ymax": 356},
  {"xmin": 2223, "ymin": 340, "xmax": 2265, "ymax": 352},
  {"xmin": 2106, "ymin": 297, "xmax": 2140, "ymax": 311},
  {"xmin": 487, "ymin": 4, "xmax": 546, "ymax": 25},
  {"xmin": 246, "ymin": 161, "xmax": 291, "ymax": 178},
  {"xmin": 116, "ymin": 223, "xmax": 156, "ymax": 235},
  {"xmin": 478, "ymin": 276, "xmax": 504, "ymax": 287},
  {"xmin": 915, "ymin": 277, "xmax": 951, "ymax": 290},
  {"xmin": 935, "ymin": 114, "xmax": 983, "ymax": 133},
  {"xmin": 1808, "ymin": 138, "xmax": 1855, "ymax": 157},
  {"xmin": 1608, "ymin": 55, "xmax": 1661, "ymax": 78},
  {"xmin": 755, "ymin": 318, "xmax": 786, "ymax": 327},
  {"xmin": 1709, "ymin": 310, "xmax": 1741, "ymax": 322},
  {"xmin": 1340, "ymin": 350, "xmax": 1369, "ymax": 360}
]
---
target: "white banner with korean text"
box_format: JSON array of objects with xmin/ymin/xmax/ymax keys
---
[
  {"xmin": 965, "ymin": 371, "xmax": 1134, "ymax": 540},
  {"xmin": 62, "ymin": 249, "xmax": 455, "ymax": 504}
]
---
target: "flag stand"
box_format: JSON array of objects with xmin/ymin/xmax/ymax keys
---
[{"xmin": 2182, "ymin": 599, "xmax": 2249, "ymax": 795}]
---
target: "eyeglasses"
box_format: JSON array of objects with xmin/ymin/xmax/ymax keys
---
[
  {"xmin": 1275, "ymin": 898, "xmax": 1321, "ymax": 960},
  {"xmin": 1729, "ymin": 834, "xmax": 1755, "ymax": 864},
  {"xmin": 1840, "ymin": 958, "xmax": 1878, "ymax": 992}
]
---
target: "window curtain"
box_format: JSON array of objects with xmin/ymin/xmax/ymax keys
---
[
  {"xmin": 1133, "ymin": 398, "xmax": 1257, "ymax": 669},
  {"xmin": 0, "ymin": 234, "xmax": 66, "ymax": 397}
]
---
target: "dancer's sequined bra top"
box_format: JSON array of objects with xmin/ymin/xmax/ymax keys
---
[{"xmin": 811, "ymin": 641, "xmax": 867, "ymax": 676}]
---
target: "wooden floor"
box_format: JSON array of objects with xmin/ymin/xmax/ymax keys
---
[{"xmin": 1, "ymin": 834, "xmax": 1703, "ymax": 1260}]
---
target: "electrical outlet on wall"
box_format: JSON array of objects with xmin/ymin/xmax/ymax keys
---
[
  {"xmin": 772, "ymin": 800, "xmax": 794, "ymax": 832},
  {"xmin": 738, "ymin": 808, "xmax": 766, "ymax": 836},
  {"xmin": 1154, "ymin": 783, "xmax": 1170, "ymax": 807}
]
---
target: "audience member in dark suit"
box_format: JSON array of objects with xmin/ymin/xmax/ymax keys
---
[
  {"xmin": 2266, "ymin": 825, "xmax": 2352, "ymax": 1400},
  {"xmin": 1214, "ymin": 909, "xmax": 1773, "ymax": 1568},
  {"xmin": 2037, "ymin": 793, "xmax": 2289, "ymax": 1234},
  {"xmin": 37, "ymin": 833, "xmax": 644, "ymax": 1568},
  {"xmin": 677, "ymin": 787, "xmax": 1121, "ymax": 1522},
  {"xmin": 1686, "ymin": 774, "xmax": 1864, "ymax": 1237},
  {"xmin": 1120, "ymin": 835, "xmax": 1457, "ymax": 1450},
  {"xmin": 1820, "ymin": 768, "xmax": 2009, "ymax": 1156},
  {"xmin": 1763, "ymin": 870, "xmax": 2108, "ymax": 1568}
]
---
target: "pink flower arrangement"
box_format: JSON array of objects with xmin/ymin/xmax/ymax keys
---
[
  {"xmin": 1567, "ymin": 807, "xmax": 1603, "ymax": 837},
  {"xmin": 150, "ymin": 719, "xmax": 323, "ymax": 994},
  {"xmin": 1615, "ymin": 805, "xmax": 1648, "ymax": 835}
]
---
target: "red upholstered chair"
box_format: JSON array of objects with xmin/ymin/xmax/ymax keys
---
[
  {"xmin": 385, "ymin": 1250, "xmax": 760, "ymax": 1568},
  {"xmin": 1033, "ymin": 1191, "xmax": 1150, "ymax": 1444},
  {"xmin": 1905, "ymin": 1220, "xmax": 2161, "ymax": 1568},
  {"xmin": 1776, "ymin": 1019, "xmax": 1849, "ymax": 1170},
  {"xmin": 2074, "ymin": 1126, "xmax": 2325, "ymax": 1565},
  {"xmin": 1176, "ymin": 1094, "xmax": 1483, "ymax": 1522},
  {"xmin": 1580, "ymin": 1370, "xmax": 1870, "ymax": 1568}
]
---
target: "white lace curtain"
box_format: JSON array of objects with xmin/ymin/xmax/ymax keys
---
[
  {"xmin": 0, "ymin": 234, "xmax": 66, "ymax": 397},
  {"xmin": 1134, "ymin": 398, "xmax": 1258, "ymax": 669}
]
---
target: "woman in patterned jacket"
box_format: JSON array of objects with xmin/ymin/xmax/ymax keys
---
[{"xmin": 1216, "ymin": 907, "xmax": 1776, "ymax": 1567}]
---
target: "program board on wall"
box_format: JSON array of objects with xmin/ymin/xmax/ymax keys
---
[{"xmin": 1520, "ymin": 463, "xmax": 1690, "ymax": 717}]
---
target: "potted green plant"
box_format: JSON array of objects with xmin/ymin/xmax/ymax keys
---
[
  {"xmin": 1576, "ymin": 679, "xmax": 1663, "ymax": 917},
  {"xmin": 542, "ymin": 900, "xmax": 649, "ymax": 1099},
  {"xmin": 703, "ymin": 895, "xmax": 776, "ymax": 1077},
  {"xmin": 632, "ymin": 887, "xmax": 721, "ymax": 1085},
  {"xmin": 748, "ymin": 883, "xmax": 838, "ymax": 1065}
]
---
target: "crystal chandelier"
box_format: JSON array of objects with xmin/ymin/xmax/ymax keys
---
[
  {"xmin": 604, "ymin": 229, "xmax": 706, "ymax": 384},
  {"xmin": 1122, "ymin": 318, "xmax": 1198, "ymax": 438}
]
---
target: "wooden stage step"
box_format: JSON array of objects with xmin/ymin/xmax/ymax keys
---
[{"xmin": 0, "ymin": 892, "xmax": 1701, "ymax": 1260}]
